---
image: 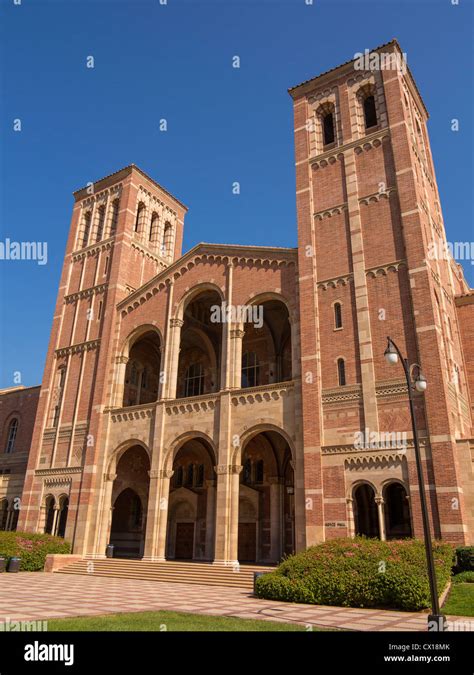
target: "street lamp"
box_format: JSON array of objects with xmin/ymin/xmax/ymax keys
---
[{"xmin": 384, "ymin": 336, "xmax": 446, "ymax": 632}]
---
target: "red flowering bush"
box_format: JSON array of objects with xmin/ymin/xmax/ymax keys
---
[{"xmin": 0, "ymin": 531, "xmax": 70, "ymax": 571}]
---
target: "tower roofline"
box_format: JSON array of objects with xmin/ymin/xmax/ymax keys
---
[
  {"xmin": 73, "ymin": 164, "xmax": 188, "ymax": 211},
  {"xmin": 288, "ymin": 39, "xmax": 429, "ymax": 118}
]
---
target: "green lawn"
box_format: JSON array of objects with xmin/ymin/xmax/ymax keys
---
[
  {"xmin": 442, "ymin": 584, "xmax": 474, "ymax": 617},
  {"xmin": 47, "ymin": 610, "xmax": 329, "ymax": 632}
]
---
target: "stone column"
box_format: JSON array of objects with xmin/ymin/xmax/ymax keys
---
[
  {"xmin": 153, "ymin": 469, "xmax": 174, "ymax": 561},
  {"xmin": 375, "ymin": 496, "xmax": 386, "ymax": 541},
  {"xmin": 114, "ymin": 356, "xmax": 129, "ymax": 408},
  {"xmin": 143, "ymin": 468, "xmax": 160, "ymax": 560},
  {"xmin": 213, "ymin": 464, "xmax": 242, "ymax": 565},
  {"xmin": 205, "ymin": 480, "xmax": 216, "ymax": 561},
  {"xmin": 269, "ymin": 477, "xmax": 282, "ymax": 562},
  {"xmin": 230, "ymin": 328, "xmax": 245, "ymax": 389},
  {"xmin": 95, "ymin": 473, "xmax": 116, "ymax": 557},
  {"xmin": 346, "ymin": 497, "xmax": 355, "ymax": 538},
  {"xmin": 51, "ymin": 507, "xmax": 60, "ymax": 537},
  {"xmin": 164, "ymin": 318, "xmax": 183, "ymax": 399}
]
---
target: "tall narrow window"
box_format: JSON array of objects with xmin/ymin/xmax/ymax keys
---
[
  {"xmin": 184, "ymin": 363, "xmax": 204, "ymax": 397},
  {"xmin": 135, "ymin": 203, "xmax": 145, "ymax": 233},
  {"xmin": 242, "ymin": 351, "xmax": 259, "ymax": 388},
  {"xmin": 96, "ymin": 205, "xmax": 106, "ymax": 242},
  {"xmin": 149, "ymin": 212, "xmax": 159, "ymax": 244},
  {"xmin": 109, "ymin": 199, "xmax": 119, "ymax": 235},
  {"xmin": 52, "ymin": 405, "xmax": 60, "ymax": 428},
  {"xmin": 337, "ymin": 358, "xmax": 346, "ymax": 386},
  {"xmin": 334, "ymin": 302, "xmax": 342, "ymax": 329},
  {"xmin": 82, "ymin": 211, "xmax": 92, "ymax": 248},
  {"xmin": 161, "ymin": 222, "xmax": 172, "ymax": 258},
  {"xmin": 104, "ymin": 256, "xmax": 109, "ymax": 276},
  {"xmin": 363, "ymin": 95, "xmax": 377, "ymax": 129},
  {"xmin": 5, "ymin": 419, "xmax": 18, "ymax": 453},
  {"xmin": 323, "ymin": 112, "xmax": 335, "ymax": 145}
]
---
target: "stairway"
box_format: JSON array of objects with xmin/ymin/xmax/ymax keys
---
[{"xmin": 55, "ymin": 559, "xmax": 275, "ymax": 590}]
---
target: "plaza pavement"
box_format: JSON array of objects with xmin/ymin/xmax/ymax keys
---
[{"xmin": 0, "ymin": 572, "xmax": 472, "ymax": 632}]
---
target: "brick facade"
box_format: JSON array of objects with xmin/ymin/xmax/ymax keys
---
[{"xmin": 2, "ymin": 41, "xmax": 472, "ymax": 559}]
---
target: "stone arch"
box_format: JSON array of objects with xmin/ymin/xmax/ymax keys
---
[
  {"xmin": 382, "ymin": 480, "xmax": 412, "ymax": 539},
  {"xmin": 233, "ymin": 423, "xmax": 295, "ymax": 465},
  {"xmin": 106, "ymin": 438, "xmax": 151, "ymax": 476},
  {"xmin": 164, "ymin": 431, "xmax": 217, "ymax": 474},
  {"xmin": 174, "ymin": 282, "xmax": 225, "ymax": 322},
  {"xmin": 120, "ymin": 324, "xmax": 163, "ymax": 359},
  {"xmin": 352, "ymin": 481, "xmax": 380, "ymax": 538}
]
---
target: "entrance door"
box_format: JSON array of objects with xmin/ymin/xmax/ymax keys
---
[
  {"xmin": 238, "ymin": 523, "xmax": 256, "ymax": 562},
  {"xmin": 175, "ymin": 522, "xmax": 194, "ymax": 559}
]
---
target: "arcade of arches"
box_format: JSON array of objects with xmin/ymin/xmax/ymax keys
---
[{"xmin": 352, "ymin": 481, "xmax": 412, "ymax": 541}]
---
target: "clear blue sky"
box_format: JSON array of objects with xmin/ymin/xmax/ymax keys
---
[{"xmin": 0, "ymin": 0, "xmax": 472, "ymax": 388}]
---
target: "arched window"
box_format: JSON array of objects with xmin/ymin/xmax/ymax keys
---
[
  {"xmin": 96, "ymin": 205, "xmax": 106, "ymax": 242},
  {"xmin": 57, "ymin": 497, "xmax": 69, "ymax": 538},
  {"xmin": 134, "ymin": 202, "xmax": 145, "ymax": 233},
  {"xmin": 44, "ymin": 496, "xmax": 55, "ymax": 534},
  {"xmin": 255, "ymin": 459, "xmax": 264, "ymax": 484},
  {"xmin": 323, "ymin": 112, "xmax": 335, "ymax": 146},
  {"xmin": 51, "ymin": 367, "xmax": 66, "ymax": 428},
  {"xmin": 5, "ymin": 418, "xmax": 18, "ymax": 453},
  {"xmin": 337, "ymin": 358, "xmax": 346, "ymax": 386},
  {"xmin": 82, "ymin": 211, "xmax": 92, "ymax": 248},
  {"xmin": 174, "ymin": 466, "xmax": 183, "ymax": 488},
  {"xmin": 334, "ymin": 302, "xmax": 342, "ymax": 329},
  {"xmin": 243, "ymin": 458, "xmax": 252, "ymax": 484},
  {"xmin": 184, "ymin": 363, "xmax": 204, "ymax": 397},
  {"xmin": 109, "ymin": 198, "xmax": 120, "ymax": 234},
  {"xmin": 0, "ymin": 500, "xmax": 8, "ymax": 530},
  {"xmin": 149, "ymin": 212, "xmax": 159, "ymax": 244},
  {"xmin": 242, "ymin": 351, "xmax": 259, "ymax": 388},
  {"xmin": 161, "ymin": 222, "xmax": 172, "ymax": 258},
  {"xmin": 363, "ymin": 95, "xmax": 377, "ymax": 129},
  {"xmin": 196, "ymin": 464, "xmax": 204, "ymax": 488}
]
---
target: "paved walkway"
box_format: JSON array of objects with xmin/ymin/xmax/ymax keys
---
[{"xmin": 0, "ymin": 573, "xmax": 472, "ymax": 631}]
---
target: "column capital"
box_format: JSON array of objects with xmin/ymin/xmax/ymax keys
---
[
  {"xmin": 104, "ymin": 473, "xmax": 117, "ymax": 482},
  {"xmin": 115, "ymin": 355, "xmax": 129, "ymax": 365},
  {"xmin": 214, "ymin": 464, "xmax": 243, "ymax": 475},
  {"xmin": 375, "ymin": 496, "xmax": 385, "ymax": 505},
  {"xmin": 230, "ymin": 328, "xmax": 245, "ymax": 340},
  {"xmin": 170, "ymin": 318, "xmax": 184, "ymax": 328}
]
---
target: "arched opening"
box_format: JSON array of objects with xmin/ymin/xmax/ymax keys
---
[
  {"xmin": 166, "ymin": 437, "xmax": 216, "ymax": 560},
  {"xmin": 57, "ymin": 496, "xmax": 69, "ymax": 538},
  {"xmin": 161, "ymin": 222, "xmax": 173, "ymax": 258},
  {"xmin": 241, "ymin": 299, "xmax": 292, "ymax": 387},
  {"xmin": 96, "ymin": 204, "xmax": 106, "ymax": 242},
  {"xmin": 123, "ymin": 330, "xmax": 161, "ymax": 407},
  {"xmin": 323, "ymin": 111, "xmax": 335, "ymax": 146},
  {"xmin": 334, "ymin": 302, "xmax": 342, "ymax": 329},
  {"xmin": 109, "ymin": 198, "xmax": 120, "ymax": 235},
  {"xmin": 44, "ymin": 495, "xmax": 56, "ymax": 535},
  {"xmin": 337, "ymin": 358, "xmax": 346, "ymax": 386},
  {"xmin": 5, "ymin": 418, "xmax": 18, "ymax": 453},
  {"xmin": 134, "ymin": 202, "xmax": 145, "ymax": 234},
  {"xmin": 149, "ymin": 212, "xmax": 159, "ymax": 246},
  {"xmin": 0, "ymin": 499, "xmax": 8, "ymax": 530},
  {"xmin": 177, "ymin": 290, "xmax": 222, "ymax": 397},
  {"xmin": 82, "ymin": 211, "xmax": 92, "ymax": 248},
  {"xmin": 384, "ymin": 483, "xmax": 412, "ymax": 539},
  {"xmin": 109, "ymin": 445, "xmax": 150, "ymax": 558},
  {"xmin": 363, "ymin": 95, "xmax": 377, "ymax": 129},
  {"xmin": 238, "ymin": 430, "xmax": 294, "ymax": 563},
  {"xmin": 353, "ymin": 484, "xmax": 379, "ymax": 538}
]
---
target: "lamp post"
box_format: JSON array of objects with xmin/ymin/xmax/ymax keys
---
[{"xmin": 384, "ymin": 336, "xmax": 446, "ymax": 632}]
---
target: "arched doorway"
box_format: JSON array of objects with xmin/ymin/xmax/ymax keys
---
[
  {"xmin": 0, "ymin": 500, "xmax": 8, "ymax": 530},
  {"xmin": 166, "ymin": 437, "xmax": 216, "ymax": 560},
  {"xmin": 177, "ymin": 290, "xmax": 223, "ymax": 397},
  {"xmin": 241, "ymin": 298, "xmax": 292, "ymax": 387},
  {"xmin": 123, "ymin": 330, "xmax": 161, "ymax": 407},
  {"xmin": 57, "ymin": 496, "xmax": 69, "ymax": 538},
  {"xmin": 110, "ymin": 445, "xmax": 150, "ymax": 558},
  {"xmin": 353, "ymin": 483, "xmax": 379, "ymax": 538},
  {"xmin": 384, "ymin": 483, "xmax": 412, "ymax": 539},
  {"xmin": 238, "ymin": 430, "xmax": 295, "ymax": 564},
  {"xmin": 44, "ymin": 495, "xmax": 55, "ymax": 535}
]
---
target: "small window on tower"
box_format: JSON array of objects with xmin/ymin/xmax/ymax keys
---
[
  {"xmin": 323, "ymin": 112, "xmax": 335, "ymax": 146},
  {"xmin": 363, "ymin": 95, "xmax": 377, "ymax": 129},
  {"xmin": 334, "ymin": 302, "xmax": 342, "ymax": 329},
  {"xmin": 337, "ymin": 358, "xmax": 346, "ymax": 386}
]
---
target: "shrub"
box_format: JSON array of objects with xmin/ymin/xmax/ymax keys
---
[
  {"xmin": 255, "ymin": 537, "xmax": 454, "ymax": 612},
  {"xmin": 0, "ymin": 531, "xmax": 70, "ymax": 571},
  {"xmin": 455, "ymin": 546, "xmax": 474, "ymax": 573},
  {"xmin": 452, "ymin": 571, "xmax": 474, "ymax": 584}
]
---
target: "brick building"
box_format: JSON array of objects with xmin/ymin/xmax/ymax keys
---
[{"xmin": 2, "ymin": 40, "xmax": 473, "ymax": 562}]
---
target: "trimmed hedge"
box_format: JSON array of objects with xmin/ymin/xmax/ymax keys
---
[
  {"xmin": 255, "ymin": 537, "xmax": 454, "ymax": 612},
  {"xmin": 0, "ymin": 531, "xmax": 70, "ymax": 571},
  {"xmin": 452, "ymin": 571, "xmax": 474, "ymax": 584},
  {"xmin": 455, "ymin": 546, "xmax": 474, "ymax": 573}
]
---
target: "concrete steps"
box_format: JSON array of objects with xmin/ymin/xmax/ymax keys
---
[{"xmin": 55, "ymin": 558, "xmax": 275, "ymax": 590}]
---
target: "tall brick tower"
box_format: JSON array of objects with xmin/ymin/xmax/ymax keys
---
[
  {"xmin": 18, "ymin": 165, "xmax": 187, "ymax": 553},
  {"xmin": 289, "ymin": 40, "xmax": 474, "ymax": 545}
]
